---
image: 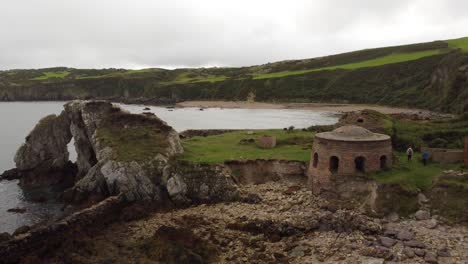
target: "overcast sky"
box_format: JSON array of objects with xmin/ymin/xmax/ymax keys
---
[{"xmin": 0, "ymin": 0, "xmax": 467, "ymax": 70}]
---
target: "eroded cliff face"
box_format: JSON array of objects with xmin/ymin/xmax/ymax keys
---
[{"xmin": 13, "ymin": 100, "xmax": 239, "ymax": 205}]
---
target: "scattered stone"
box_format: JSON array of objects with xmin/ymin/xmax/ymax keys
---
[
  {"xmin": 379, "ymin": 236, "xmax": 396, "ymax": 248},
  {"xmin": 415, "ymin": 210, "xmax": 431, "ymax": 220},
  {"xmin": 386, "ymin": 212, "xmax": 399, "ymax": 222},
  {"xmin": 361, "ymin": 257, "xmax": 385, "ymax": 264},
  {"xmin": 289, "ymin": 245, "xmax": 307, "ymax": 257},
  {"xmin": 424, "ymin": 252, "xmax": 438, "ymax": 263},
  {"xmin": 13, "ymin": 225, "xmax": 30, "ymax": 236},
  {"xmin": 403, "ymin": 248, "xmax": 415, "ymax": 258},
  {"xmin": 241, "ymin": 193, "xmax": 262, "ymax": 204},
  {"xmin": 396, "ymin": 229, "xmax": 414, "ymax": 241},
  {"xmin": 426, "ymin": 219, "xmax": 438, "ymax": 229},
  {"xmin": 383, "ymin": 229, "xmax": 398, "ymax": 238},
  {"xmin": 417, "ymin": 193, "xmax": 429, "ymax": 204},
  {"xmin": 283, "ymin": 185, "xmax": 301, "ymax": 195},
  {"xmin": 414, "ymin": 248, "xmax": 426, "ymax": 257},
  {"xmin": 437, "ymin": 248, "xmax": 450, "ymax": 257},
  {"xmin": 359, "ymin": 246, "xmax": 393, "ymax": 260},
  {"xmin": 404, "ymin": 240, "xmax": 426, "ymax": 249},
  {"xmin": 7, "ymin": 207, "xmax": 27, "ymax": 214}
]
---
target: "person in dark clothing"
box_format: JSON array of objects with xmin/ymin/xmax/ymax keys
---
[{"xmin": 422, "ymin": 151, "xmax": 429, "ymax": 166}]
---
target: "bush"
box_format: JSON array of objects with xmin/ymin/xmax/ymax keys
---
[
  {"xmin": 429, "ymin": 138, "xmax": 449, "ymax": 148},
  {"xmin": 393, "ymin": 135, "xmax": 424, "ymax": 151}
]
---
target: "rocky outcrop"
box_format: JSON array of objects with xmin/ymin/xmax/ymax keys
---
[
  {"xmin": 12, "ymin": 100, "xmax": 240, "ymax": 205},
  {"xmin": 166, "ymin": 162, "xmax": 240, "ymax": 205},
  {"xmin": 14, "ymin": 111, "xmax": 75, "ymax": 187},
  {"xmin": 0, "ymin": 196, "xmax": 124, "ymax": 264}
]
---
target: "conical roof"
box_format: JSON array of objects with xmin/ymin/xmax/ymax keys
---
[{"xmin": 316, "ymin": 125, "xmax": 390, "ymax": 141}]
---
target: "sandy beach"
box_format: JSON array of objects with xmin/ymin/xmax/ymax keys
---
[{"xmin": 176, "ymin": 100, "xmax": 434, "ymax": 115}]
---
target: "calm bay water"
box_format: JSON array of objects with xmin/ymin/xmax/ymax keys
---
[{"xmin": 0, "ymin": 101, "xmax": 339, "ymax": 233}]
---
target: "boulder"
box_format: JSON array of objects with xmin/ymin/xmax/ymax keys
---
[
  {"xmin": 396, "ymin": 229, "xmax": 414, "ymax": 241},
  {"xmin": 415, "ymin": 210, "xmax": 431, "ymax": 220},
  {"xmin": 379, "ymin": 236, "xmax": 396, "ymax": 248}
]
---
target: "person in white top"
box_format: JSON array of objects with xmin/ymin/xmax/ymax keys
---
[{"xmin": 406, "ymin": 147, "xmax": 414, "ymax": 161}]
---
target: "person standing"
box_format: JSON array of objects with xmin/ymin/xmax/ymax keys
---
[
  {"xmin": 422, "ymin": 151, "xmax": 429, "ymax": 166},
  {"xmin": 406, "ymin": 147, "xmax": 414, "ymax": 161}
]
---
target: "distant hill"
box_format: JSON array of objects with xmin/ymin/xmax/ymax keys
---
[{"xmin": 1, "ymin": 37, "xmax": 467, "ymax": 113}]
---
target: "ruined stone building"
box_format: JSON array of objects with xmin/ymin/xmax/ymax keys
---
[{"xmin": 307, "ymin": 125, "xmax": 392, "ymax": 193}]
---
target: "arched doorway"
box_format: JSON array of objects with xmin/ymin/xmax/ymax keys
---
[
  {"xmin": 355, "ymin": 156, "xmax": 366, "ymax": 172},
  {"xmin": 380, "ymin": 155, "xmax": 387, "ymax": 169},
  {"xmin": 313, "ymin": 153, "xmax": 319, "ymax": 168},
  {"xmin": 329, "ymin": 156, "xmax": 339, "ymax": 173}
]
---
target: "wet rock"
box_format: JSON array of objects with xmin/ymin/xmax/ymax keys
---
[
  {"xmin": 403, "ymin": 247, "xmax": 415, "ymax": 258},
  {"xmin": 7, "ymin": 207, "xmax": 27, "ymax": 214},
  {"xmin": 32, "ymin": 196, "xmax": 48, "ymax": 203},
  {"xmin": 13, "ymin": 225, "xmax": 30, "ymax": 236},
  {"xmin": 379, "ymin": 236, "xmax": 396, "ymax": 248},
  {"xmin": 396, "ymin": 229, "xmax": 414, "ymax": 241},
  {"xmin": 415, "ymin": 210, "xmax": 431, "ymax": 220},
  {"xmin": 0, "ymin": 232, "xmax": 12, "ymax": 243},
  {"xmin": 424, "ymin": 252, "xmax": 438, "ymax": 263},
  {"xmin": 404, "ymin": 240, "xmax": 426, "ymax": 248},
  {"xmin": 0, "ymin": 168, "xmax": 21, "ymax": 180}
]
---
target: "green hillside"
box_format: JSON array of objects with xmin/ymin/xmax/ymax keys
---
[{"xmin": 1, "ymin": 37, "xmax": 467, "ymax": 113}]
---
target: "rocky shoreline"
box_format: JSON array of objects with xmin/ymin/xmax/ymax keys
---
[{"xmin": 0, "ymin": 100, "xmax": 466, "ymax": 263}]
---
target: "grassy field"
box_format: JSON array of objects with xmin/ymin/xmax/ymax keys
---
[
  {"xmin": 161, "ymin": 72, "xmax": 227, "ymax": 85},
  {"xmin": 369, "ymin": 153, "xmax": 461, "ymax": 191},
  {"xmin": 180, "ymin": 130, "xmax": 315, "ymax": 164},
  {"xmin": 253, "ymin": 49, "xmax": 444, "ymax": 79},
  {"xmin": 447, "ymin": 37, "xmax": 468, "ymax": 52},
  {"xmin": 33, "ymin": 70, "xmax": 70, "ymax": 80}
]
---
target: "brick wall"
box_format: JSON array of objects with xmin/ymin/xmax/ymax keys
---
[{"xmin": 307, "ymin": 137, "xmax": 392, "ymax": 193}]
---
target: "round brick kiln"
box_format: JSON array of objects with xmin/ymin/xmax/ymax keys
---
[{"xmin": 308, "ymin": 125, "xmax": 392, "ymax": 192}]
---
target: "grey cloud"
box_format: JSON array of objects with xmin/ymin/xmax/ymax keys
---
[{"xmin": 0, "ymin": 0, "xmax": 467, "ymax": 70}]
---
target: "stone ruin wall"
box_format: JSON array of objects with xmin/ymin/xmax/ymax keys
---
[
  {"xmin": 421, "ymin": 147, "xmax": 464, "ymax": 164},
  {"xmin": 257, "ymin": 135, "xmax": 276, "ymax": 149}
]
